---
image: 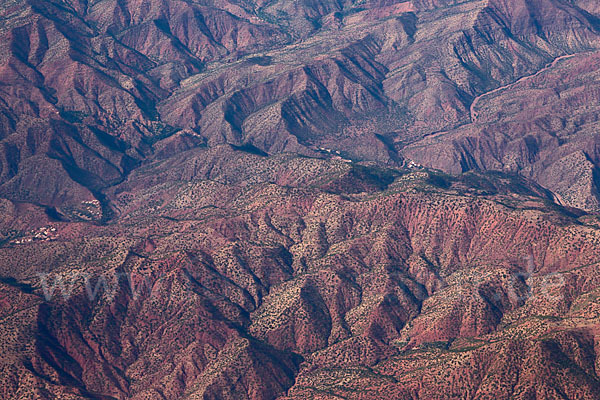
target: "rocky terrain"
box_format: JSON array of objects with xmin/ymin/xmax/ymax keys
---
[
  {"xmin": 2, "ymin": 0, "xmax": 600, "ymax": 211},
  {"xmin": 1, "ymin": 0, "xmax": 600, "ymax": 398}
]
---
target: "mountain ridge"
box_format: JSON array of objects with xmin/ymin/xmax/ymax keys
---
[{"xmin": 2, "ymin": 0, "xmax": 600, "ymax": 398}]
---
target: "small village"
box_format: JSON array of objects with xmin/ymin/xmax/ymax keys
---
[{"xmin": 12, "ymin": 226, "xmax": 58, "ymax": 245}]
